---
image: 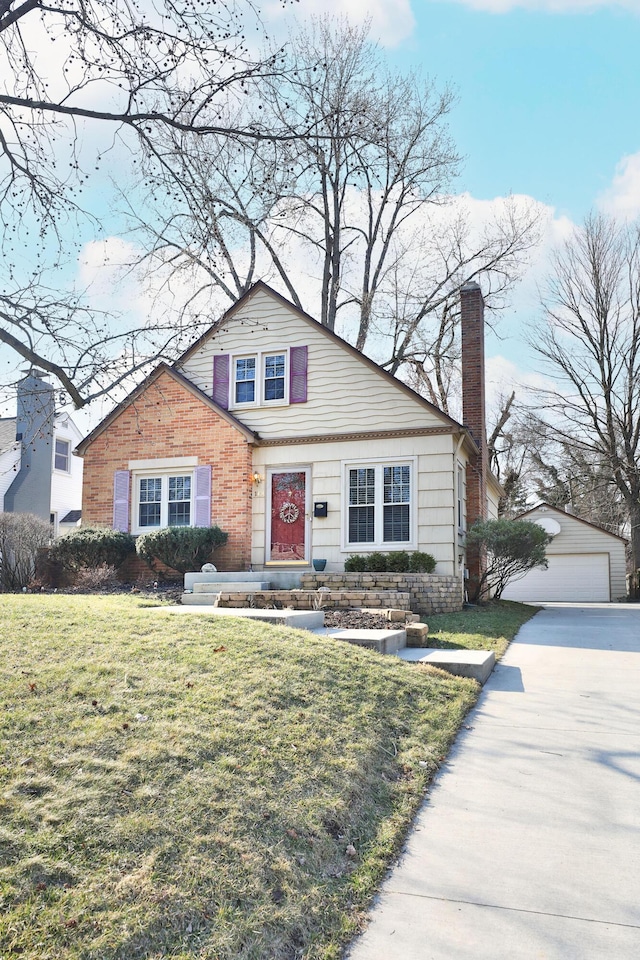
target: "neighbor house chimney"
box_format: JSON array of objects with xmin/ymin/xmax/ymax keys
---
[
  {"xmin": 4, "ymin": 370, "xmax": 55, "ymax": 522},
  {"xmin": 460, "ymin": 282, "xmax": 488, "ymax": 592}
]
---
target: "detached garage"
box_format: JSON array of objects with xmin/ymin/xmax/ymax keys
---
[{"xmin": 502, "ymin": 503, "xmax": 627, "ymax": 603}]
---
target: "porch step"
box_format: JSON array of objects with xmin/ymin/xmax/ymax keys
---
[
  {"xmin": 192, "ymin": 581, "xmax": 269, "ymax": 594},
  {"xmin": 330, "ymin": 628, "xmax": 407, "ymax": 655},
  {"xmin": 397, "ymin": 648, "xmax": 496, "ymax": 685},
  {"xmin": 184, "ymin": 571, "xmax": 272, "ymax": 591}
]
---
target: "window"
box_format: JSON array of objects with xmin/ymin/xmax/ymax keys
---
[
  {"xmin": 345, "ymin": 461, "xmax": 414, "ymax": 548},
  {"xmin": 234, "ymin": 357, "xmax": 256, "ymax": 404},
  {"xmin": 264, "ymin": 353, "xmax": 286, "ymax": 401},
  {"xmin": 231, "ymin": 350, "xmax": 289, "ymax": 407},
  {"xmin": 54, "ymin": 438, "xmax": 70, "ymax": 472},
  {"xmin": 136, "ymin": 473, "xmax": 192, "ymax": 531}
]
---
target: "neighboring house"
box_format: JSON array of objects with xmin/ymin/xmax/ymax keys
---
[
  {"xmin": 502, "ymin": 503, "xmax": 627, "ymax": 603},
  {"xmin": 0, "ymin": 371, "xmax": 84, "ymax": 536},
  {"xmin": 77, "ymin": 282, "xmax": 501, "ymax": 586}
]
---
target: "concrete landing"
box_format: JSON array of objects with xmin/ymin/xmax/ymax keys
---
[
  {"xmin": 398, "ymin": 647, "xmax": 496, "ymax": 684},
  {"xmin": 330, "ymin": 628, "xmax": 407, "ymax": 655},
  {"xmin": 155, "ymin": 606, "xmax": 325, "ymax": 629}
]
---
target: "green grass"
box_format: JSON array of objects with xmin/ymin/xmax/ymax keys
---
[
  {"xmin": 0, "ymin": 595, "xmax": 483, "ymax": 960},
  {"xmin": 424, "ymin": 600, "xmax": 540, "ymax": 658}
]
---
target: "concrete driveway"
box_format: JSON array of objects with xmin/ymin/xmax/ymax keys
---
[{"xmin": 347, "ymin": 603, "xmax": 640, "ymax": 959}]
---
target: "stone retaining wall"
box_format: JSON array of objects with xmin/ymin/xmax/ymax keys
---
[
  {"xmin": 215, "ymin": 590, "xmax": 411, "ymax": 611},
  {"xmin": 300, "ymin": 573, "xmax": 462, "ymax": 615}
]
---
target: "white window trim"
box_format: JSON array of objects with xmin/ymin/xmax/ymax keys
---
[
  {"xmin": 131, "ymin": 468, "xmax": 195, "ymax": 534},
  {"xmin": 129, "ymin": 456, "xmax": 198, "ymax": 470},
  {"xmin": 53, "ymin": 436, "xmax": 71, "ymax": 474},
  {"xmin": 457, "ymin": 460, "xmax": 466, "ymax": 533},
  {"xmin": 230, "ymin": 348, "xmax": 290, "ymax": 410},
  {"xmin": 341, "ymin": 457, "xmax": 417, "ymax": 552}
]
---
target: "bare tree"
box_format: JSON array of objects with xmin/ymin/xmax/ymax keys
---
[
  {"xmin": 531, "ymin": 213, "xmax": 640, "ymax": 567},
  {"xmin": 0, "ymin": 0, "xmax": 294, "ymax": 405},
  {"xmin": 125, "ymin": 17, "xmax": 540, "ymax": 411}
]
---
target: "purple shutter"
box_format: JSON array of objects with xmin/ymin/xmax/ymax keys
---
[
  {"xmin": 213, "ymin": 354, "xmax": 230, "ymax": 409},
  {"xmin": 113, "ymin": 470, "xmax": 130, "ymax": 532},
  {"xmin": 194, "ymin": 465, "xmax": 212, "ymax": 527},
  {"xmin": 290, "ymin": 345, "xmax": 308, "ymax": 403}
]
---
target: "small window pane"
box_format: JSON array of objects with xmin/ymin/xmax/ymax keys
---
[
  {"xmin": 383, "ymin": 504, "xmax": 410, "ymax": 542},
  {"xmin": 55, "ymin": 438, "xmax": 70, "ymax": 471},
  {"xmin": 349, "ymin": 505, "xmax": 375, "ymax": 542},
  {"xmin": 139, "ymin": 477, "xmax": 162, "ymax": 528},
  {"xmin": 383, "ymin": 465, "xmax": 410, "ymax": 504},
  {"xmin": 264, "ymin": 353, "xmax": 286, "ymax": 401},
  {"xmin": 349, "ymin": 468, "xmax": 375, "ymax": 505},
  {"xmin": 168, "ymin": 475, "xmax": 191, "ymax": 526},
  {"xmin": 235, "ymin": 357, "xmax": 256, "ymax": 403}
]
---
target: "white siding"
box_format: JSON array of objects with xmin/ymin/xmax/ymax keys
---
[
  {"xmin": 0, "ymin": 445, "xmax": 20, "ymax": 508},
  {"xmin": 250, "ymin": 433, "xmax": 463, "ymax": 575},
  {"xmin": 179, "ymin": 288, "xmax": 450, "ymax": 439},
  {"xmin": 502, "ymin": 505, "xmax": 627, "ymax": 602},
  {"xmin": 50, "ymin": 418, "xmax": 84, "ymax": 535}
]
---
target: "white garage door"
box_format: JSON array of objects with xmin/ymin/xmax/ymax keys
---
[{"xmin": 502, "ymin": 553, "xmax": 610, "ymax": 602}]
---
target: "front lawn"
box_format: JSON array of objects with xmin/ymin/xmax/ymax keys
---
[
  {"xmin": 424, "ymin": 599, "xmax": 539, "ymax": 658},
  {"xmin": 0, "ymin": 595, "xmax": 478, "ymax": 960}
]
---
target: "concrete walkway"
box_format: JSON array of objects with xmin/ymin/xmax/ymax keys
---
[{"xmin": 347, "ymin": 603, "xmax": 640, "ymax": 959}]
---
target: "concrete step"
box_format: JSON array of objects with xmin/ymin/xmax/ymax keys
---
[
  {"xmin": 330, "ymin": 628, "xmax": 407, "ymax": 655},
  {"xmin": 192, "ymin": 581, "xmax": 269, "ymax": 594},
  {"xmin": 184, "ymin": 571, "xmax": 273, "ymax": 591},
  {"xmin": 397, "ymin": 647, "xmax": 496, "ymax": 684},
  {"xmin": 160, "ymin": 606, "xmax": 325, "ymax": 629}
]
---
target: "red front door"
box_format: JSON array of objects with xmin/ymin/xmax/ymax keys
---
[{"xmin": 268, "ymin": 470, "xmax": 307, "ymax": 563}]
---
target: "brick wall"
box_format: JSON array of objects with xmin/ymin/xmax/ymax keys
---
[
  {"xmin": 300, "ymin": 573, "xmax": 463, "ymax": 615},
  {"xmin": 81, "ymin": 370, "xmax": 253, "ymax": 570}
]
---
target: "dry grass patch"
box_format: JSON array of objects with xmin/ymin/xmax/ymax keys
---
[{"xmin": 0, "ymin": 595, "xmax": 478, "ymax": 959}]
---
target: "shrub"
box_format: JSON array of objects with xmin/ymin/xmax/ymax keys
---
[
  {"xmin": 408, "ymin": 551, "xmax": 437, "ymax": 573},
  {"xmin": 73, "ymin": 564, "xmax": 119, "ymax": 591},
  {"xmin": 386, "ymin": 550, "xmax": 410, "ymax": 572},
  {"xmin": 343, "ymin": 551, "xmax": 437, "ymax": 573},
  {"xmin": 136, "ymin": 526, "xmax": 228, "ymax": 575},
  {"xmin": 50, "ymin": 527, "xmax": 135, "ymax": 572},
  {"xmin": 465, "ymin": 518, "xmax": 551, "ymax": 602},
  {"xmin": 365, "ymin": 551, "xmax": 388, "ymax": 572},
  {"xmin": 0, "ymin": 513, "xmax": 51, "ymax": 591}
]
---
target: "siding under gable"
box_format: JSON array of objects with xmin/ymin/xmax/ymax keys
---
[{"xmin": 178, "ymin": 288, "xmax": 451, "ymax": 440}]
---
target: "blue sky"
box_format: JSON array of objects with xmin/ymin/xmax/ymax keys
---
[
  {"xmin": 390, "ymin": 3, "xmax": 640, "ymax": 222},
  {"xmin": 4, "ymin": 0, "xmax": 640, "ymax": 427}
]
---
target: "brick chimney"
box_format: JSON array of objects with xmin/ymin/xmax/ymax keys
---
[{"xmin": 460, "ymin": 282, "xmax": 488, "ymax": 592}]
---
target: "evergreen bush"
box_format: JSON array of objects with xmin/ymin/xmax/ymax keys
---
[
  {"xmin": 343, "ymin": 551, "xmax": 436, "ymax": 573},
  {"xmin": 49, "ymin": 527, "xmax": 135, "ymax": 572},
  {"xmin": 136, "ymin": 526, "xmax": 228, "ymax": 574}
]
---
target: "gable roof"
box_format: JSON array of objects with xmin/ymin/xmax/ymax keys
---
[
  {"xmin": 518, "ymin": 502, "xmax": 627, "ymax": 543},
  {"xmin": 75, "ymin": 363, "xmax": 259, "ymax": 455},
  {"xmin": 0, "ymin": 418, "xmax": 17, "ymax": 455},
  {"xmin": 176, "ymin": 280, "xmax": 471, "ymax": 438}
]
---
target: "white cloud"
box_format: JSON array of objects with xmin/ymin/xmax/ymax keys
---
[
  {"xmin": 263, "ymin": 0, "xmax": 416, "ymax": 47},
  {"xmin": 598, "ymin": 151, "xmax": 640, "ymax": 220}
]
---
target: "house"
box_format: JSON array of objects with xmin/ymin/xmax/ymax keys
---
[
  {"xmin": 77, "ymin": 282, "xmax": 501, "ymax": 594},
  {"xmin": 0, "ymin": 371, "xmax": 84, "ymax": 536},
  {"xmin": 501, "ymin": 502, "xmax": 627, "ymax": 603}
]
